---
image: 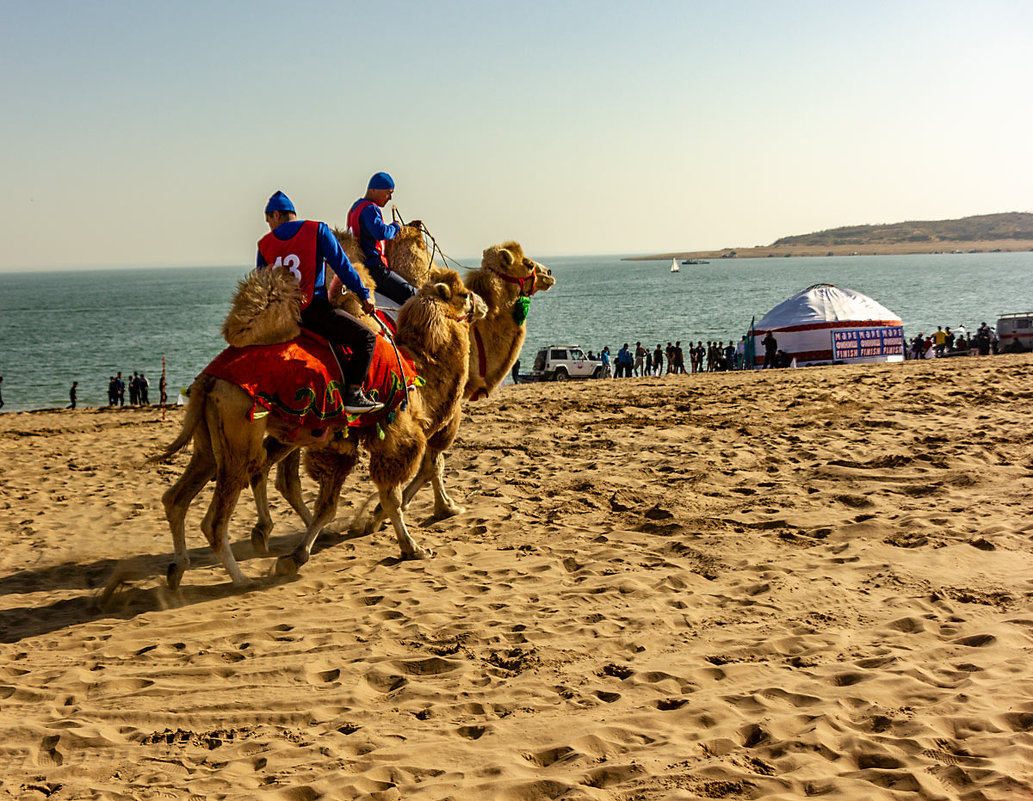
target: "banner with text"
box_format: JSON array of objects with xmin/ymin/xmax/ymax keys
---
[{"xmin": 832, "ymin": 326, "xmax": 904, "ymax": 360}]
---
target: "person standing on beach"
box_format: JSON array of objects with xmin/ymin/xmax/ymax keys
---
[
  {"xmin": 116, "ymin": 372, "xmax": 126, "ymax": 405},
  {"xmin": 347, "ymin": 172, "xmax": 419, "ymax": 306},
  {"xmin": 0, "ymin": 375, "xmax": 4, "ymax": 410},
  {"xmin": 260, "ymin": 190, "xmax": 383, "ymax": 413},
  {"xmin": 68, "ymin": 381, "xmax": 78, "ymax": 409},
  {"xmin": 634, "ymin": 342, "xmax": 645, "ymax": 377},
  {"xmin": 762, "ymin": 332, "xmax": 778, "ymax": 368}
]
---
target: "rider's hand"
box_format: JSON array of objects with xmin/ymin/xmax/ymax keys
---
[{"xmin": 362, "ymin": 298, "xmax": 377, "ymax": 317}]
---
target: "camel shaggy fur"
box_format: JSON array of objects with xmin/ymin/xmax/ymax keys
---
[
  {"xmin": 152, "ymin": 268, "xmax": 481, "ymax": 588},
  {"xmin": 330, "ymin": 224, "xmax": 431, "ymax": 300}
]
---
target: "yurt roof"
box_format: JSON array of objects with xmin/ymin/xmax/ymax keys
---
[{"xmin": 757, "ymin": 283, "xmax": 900, "ymax": 330}]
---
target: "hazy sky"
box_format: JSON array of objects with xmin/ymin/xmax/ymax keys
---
[{"xmin": 2, "ymin": 0, "xmax": 1031, "ymax": 271}]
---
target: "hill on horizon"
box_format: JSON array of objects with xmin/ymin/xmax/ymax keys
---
[{"xmin": 772, "ymin": 212, "xmax": 1033, "ymax": 248}]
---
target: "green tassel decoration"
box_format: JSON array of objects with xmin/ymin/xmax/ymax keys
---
[{"xmin": 513, "ymin": 295, "xmax": 531, "ymax": 326}]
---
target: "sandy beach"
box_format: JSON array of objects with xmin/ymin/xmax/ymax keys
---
[{"xmin": 2, "ymin": 354, "xmax": 1032, "ymax": 800}]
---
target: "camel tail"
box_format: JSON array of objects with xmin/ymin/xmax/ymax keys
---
[{"xmin": 147, "ymin": 375, "xmax": 212, "ymax": 464}]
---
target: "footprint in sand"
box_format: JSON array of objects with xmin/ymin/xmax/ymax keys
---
[{"xmin": 37, "ymin": 734, "xmax": 63, "ymax": 767}]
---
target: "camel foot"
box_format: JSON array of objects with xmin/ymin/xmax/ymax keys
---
[
  {"xmin": 250, "ymin": 525, "xmax": 271, "ymax": 556},
  {"xmin": 275, "ymin": 549, "xmax": 309, "ymax": 577},
  {"xmin": 167, "ymin": 562, "xmax": 185, "ymax": 591},
  {"xmin": 348, "ymin": 515, "xmax": 376, "ymax": 537},
  {"xmin": 401, "ymin": 546, "xmax": 434, "ymax": 561},
  {"xmin": 431, "ymin": 504, "xmax": 465, "ymax": 521}
]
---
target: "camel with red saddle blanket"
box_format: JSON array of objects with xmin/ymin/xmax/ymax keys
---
[
  {"xmin": 151, "ymin": 265, "xmax": 483, "ymax": 588},
  {"xmin": 270, "ymin": 239, "xmax": 556, "ymax": 538}
]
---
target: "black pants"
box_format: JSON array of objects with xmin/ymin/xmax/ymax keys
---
[
  {"xmin": 301, "ymin": 297, "xmax": 376, "ymax": 386},
  {"xmin": 367, "ymin": 264, "xmax": 417, "ymax": 306}
]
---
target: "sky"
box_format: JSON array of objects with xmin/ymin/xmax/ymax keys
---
[{"xmin": 2, "ymin": 0, "xmax": 1031, "ymax": 271}]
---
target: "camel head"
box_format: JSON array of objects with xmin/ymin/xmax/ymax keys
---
[
  {"xmin": 481, "ymin": 241, "xmax": 556, "ymax": 296},
  {"xmin": 386, "ymin": 224, "xmax": 432, "ymax": 288},
  {"xmin": 422, "ymin": 266, "xmax": 485, "ymax": 323}
]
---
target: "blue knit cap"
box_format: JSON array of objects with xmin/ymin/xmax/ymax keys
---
[
  {"xmin": 367, "ymin": 172, "xmax": 395, "ymax": 191},
  {"xmin": 265, "ymin": 190, "xmax": 295, "ymax": 214}
]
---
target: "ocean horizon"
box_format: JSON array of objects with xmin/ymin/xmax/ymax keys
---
[{"xmin": 1, "ymin": 251, "xmax": 1031, "ymax": 413}]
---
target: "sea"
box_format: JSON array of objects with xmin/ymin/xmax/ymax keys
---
[{"xmin": 1, "ymin": 252, "xmax": 1031, "ymax": 412}]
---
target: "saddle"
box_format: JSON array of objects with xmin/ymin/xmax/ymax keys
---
[{"xmin": 203, "ymin": 327, "xmax": 422, "ymax": 434}]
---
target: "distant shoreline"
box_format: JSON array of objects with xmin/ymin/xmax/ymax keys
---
[{"xmin": 626, "ymin": 239, "xmax": 1033, "ymax": 261}]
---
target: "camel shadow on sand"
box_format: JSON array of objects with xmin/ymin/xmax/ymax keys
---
[{"xmin": 0, "ymin": 527, "xmax": 404, "ymax": 644}]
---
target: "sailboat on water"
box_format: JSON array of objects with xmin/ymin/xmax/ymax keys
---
[{"xmin": 670, "ymin": 258, "xmax": 680, "ymax": 273}]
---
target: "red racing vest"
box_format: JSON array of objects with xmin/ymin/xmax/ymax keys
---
[
  {"xmin": 347, "ymin": 199, "xmax": 390, "ymax": 271},
  {"xmin": 258, "ymin": 220, "xmax": 322, "ymax": 310}
]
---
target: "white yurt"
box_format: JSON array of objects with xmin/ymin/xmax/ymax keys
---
[{"xmin": 753, "ymin": 284, "xmax": 904, "ymax": 367}]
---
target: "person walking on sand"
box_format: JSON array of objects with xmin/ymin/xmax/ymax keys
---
[
  {"xmin": 67, "ymin": 381, "xmax": 78, "ymax": 409},
  {"xmin": 260, "ymin": 190, "xmax": 383, "ymax": 413},
  {"xmin": 347, "ymin": 172, "xmax": 420, "ymax": 306}
]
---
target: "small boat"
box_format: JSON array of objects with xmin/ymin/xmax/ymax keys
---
[{"xmin": 670, "ymin": 258, "xmax": 680, "ymax": 273}]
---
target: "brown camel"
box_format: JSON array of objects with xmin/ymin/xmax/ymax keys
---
[
  {"xmin": 272, "ymin": 266, "xmax": 484, "ymax": 576},
  {"xmin": 347, "ymin": 241, "xmax": 556, "ymax": 534},
  {"xmin": 152, "ymin": 265, "xmax": 479, "ymax": 588},
  {"xmin": 269, "ymin": 238, "xmax": 555, "ymax": 536}
]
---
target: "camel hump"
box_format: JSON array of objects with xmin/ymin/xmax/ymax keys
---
[{"xmin": 222, "ymin": 268, "xmax": 302, "ymax": 347}]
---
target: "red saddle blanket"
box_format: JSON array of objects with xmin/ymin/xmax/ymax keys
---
[{"xmin": 203, "ymin": 329, "xmax": 422, "ymax": 432}]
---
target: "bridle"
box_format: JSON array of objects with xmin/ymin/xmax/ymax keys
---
[{"xmin": 488, "ymin": 262, "xmax": 537, "ymax": 296}]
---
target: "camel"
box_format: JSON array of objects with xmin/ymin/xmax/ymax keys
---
[
  {"xmin": 345, "ymin": 241, "xmax": 556, "ymax": 534},
  {"xmin": 267, "ymin": 238, "xmax": 555, "ymax": 539},
  {"xmin": 270, "ymin": 266, "xmax": 484, "ymax": 576},
  {"xmin": 152, "ymin": 259, "xmax": 480, "ymax": 588}
]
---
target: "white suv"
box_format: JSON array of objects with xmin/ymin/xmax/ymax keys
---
[{"xmin": 531, "ymin": 345, "xmax": 604, "ymax": 381}]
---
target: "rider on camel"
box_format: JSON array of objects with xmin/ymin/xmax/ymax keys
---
[
  {"xmin": 347, "ymin": 172, "xmax": 421, "ymax": 306},
  {"xmin": 258, "ymin": 190, "xmax": 383, "ymax": 413}
]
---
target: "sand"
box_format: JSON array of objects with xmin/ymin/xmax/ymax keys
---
[{"xmin": 1, "ymin": 354, "xmax": 1032, "ymax": 800}]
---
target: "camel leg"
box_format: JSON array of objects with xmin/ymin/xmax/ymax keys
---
[
  {"xmin": 201, "ymin": 478, "xmax": 250, "ymax": 587},
  {"xmin": 250, "ymin": 439, "xmax": 299, "ymax": 555},
  {"xmin": 276, "ymin": 449, "xmax": 356, "ymax": 576},
  {"xmin": 366, "ymin": 419, "xmax": 432, "ymax": 560},
  {"xmin": 379, "ymin": 483, "xmax": 432, "ymax": 560},
  {"xmin": 417, "ymin": 413, "xmax": 464, "ymax": 520},
  {"xmin": 161, "ymin": 446, "xmax": 215, "ymax": 591},
  {"xmin": 347, "ymin": 489, "xmax": 385, "ymax": 536},
  {"xmin": 424, "ymin": 451, "xmax": 465, "ymax": 520},
  {"xmin": 357, "ymin": 411, "xmax": 465, "ymax": 534},
  {"xmin": 199, "ymin": 385, "xmax": 267, "ymax": 587},
  {"xmin": 275, "ymin": 448, "xmax": 313, "ymax": 527}
]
